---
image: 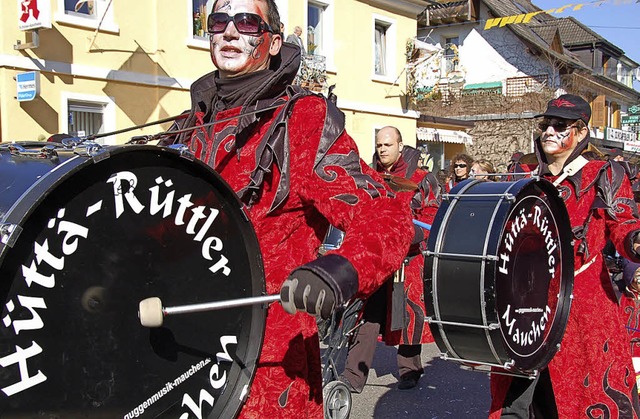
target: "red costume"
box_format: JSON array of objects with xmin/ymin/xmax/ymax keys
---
[
  {"xmin": 163, "ymin": 43, "xmax": 413, "ymax": 418},
  {"xmin": 374, "ymin": 147, "xmax": 439, "ymax": 346},
  {"xmin": 489, "ymin": 137, "xmax": 640, "ymax": 418},
  {"xmin": 340, "ymin": 147, "xmax": 439, "ymax": 392}
]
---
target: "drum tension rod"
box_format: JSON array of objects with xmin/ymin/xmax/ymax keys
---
[
  {"xmin": 427, "ymin": 317, "xmax": 500, "ymax": 330},
  {"xmin": 138, "ymin": 295, "xmax": 280, "ymax": 328},
  {"xmin": 442, "ymin": 192, "xmax": 516, "ymax": 202}
]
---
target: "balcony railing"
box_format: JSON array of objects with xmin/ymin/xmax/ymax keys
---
[{"xmin": 294, "ymin": 54, "xmax": 327, "ymax": 92}]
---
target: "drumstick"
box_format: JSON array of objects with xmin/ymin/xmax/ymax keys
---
[{"xmin": 138, "ymin": 295, "xmax": 280, "ymax": 328}]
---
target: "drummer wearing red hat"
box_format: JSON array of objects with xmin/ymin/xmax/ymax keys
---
[{"xmin": 489, "ymin": 94, "xmax": 640, "ymax": 417}]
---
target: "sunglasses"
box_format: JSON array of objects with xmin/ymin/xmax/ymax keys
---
[
  {"xmin": 538, "ymin": 119, "xmax": 577, "ymax": 133},
  {"xmin": 208, "ymin": 12, "xmax": 274, "ymax": 35},
  {"xmin": 453, "ymin": 163, "xmax": 467, "ymax": 168}
]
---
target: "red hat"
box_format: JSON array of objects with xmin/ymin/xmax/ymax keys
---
[{"xmin": 535, "ymin": 94, "xmax": 591, "ymax": 124}]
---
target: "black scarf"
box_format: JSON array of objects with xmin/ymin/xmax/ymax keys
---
[{"xmin": 213, "ymin": 69, "xmax": 277, "ymax": 111}]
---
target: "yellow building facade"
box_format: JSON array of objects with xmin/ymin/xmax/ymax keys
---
[{"xmin": 1, "ymin": 0, "xmax": 423, "ymax": 156}]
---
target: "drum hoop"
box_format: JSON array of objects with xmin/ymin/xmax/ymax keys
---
[
  {"xmin": 0, "ymin": 152, "xmax": 86, "ymax": 262},
  {"xmin": 499, "ymin": 178, "xmax": 574, "ymax": 369},
  {"xmin": 0, "ymin": 144, "xmax": 267, "ymax": 417},
  {"xmin": 430, "ymin": 178, "xmax": 479, "ymax": 361},
  {"xmin": 479, "ymin": 180, "xmax": 527, "ymax": 365}
]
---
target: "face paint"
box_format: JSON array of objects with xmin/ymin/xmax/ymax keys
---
[
  {"xmin": 217, "ymin": 0, "xmax": 232, "ymax": 12},
  {"xmin": 209, "ymin": 0, "xmax": 279, "ymax": 79},
  {"xmin": 541, "ymin": 126, "xmax": 578, "ymax": 156},
  {"xmin": 247, "ymin": 36, "xmax": 264, "ymax": 59}
]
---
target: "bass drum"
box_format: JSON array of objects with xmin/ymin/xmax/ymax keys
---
[
  {"xmin": 424, "ymin": 178, "xmax": 573, "ymax": 375},
  {"xmin": 0, "ymin": 142, "xmax": 265, "ymax": 418}
]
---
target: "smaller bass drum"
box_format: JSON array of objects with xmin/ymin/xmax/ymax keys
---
[{"xmin": 424, "ymin": 178, "xmax": 573, "ymax": 375}]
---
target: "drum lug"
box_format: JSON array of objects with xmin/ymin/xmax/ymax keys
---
[
  {"xmin": 167, "ymin": 144, "xmax": 195, "ymax": 161},
  {"xmin": 0, "ymin": 223, "xmax": 22, "ymax": 248},
  {"xmin": 74, "ymin": 142, "xmax": 109, "ymax": 162},
  {"xmin": 5, "ymin": 143, "xmax": 59, "ymax": 161}
]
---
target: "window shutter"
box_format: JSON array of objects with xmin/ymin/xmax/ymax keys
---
[{"xmin": 591, "ymin": 95, "xmax": 606, "ymax": 127}]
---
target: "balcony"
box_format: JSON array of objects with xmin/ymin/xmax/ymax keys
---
[
  {"xmin": 294, "ymin": 54, "xmax": 327, "ymax": 93},
  {"xmin": 419, "ymin": 1, "xmax": 479, "ymax": 27}
]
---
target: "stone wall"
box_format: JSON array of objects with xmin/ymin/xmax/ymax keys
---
[{"xmin": 465, "ymin": 119, "xmax": 538, "ymax": 172}]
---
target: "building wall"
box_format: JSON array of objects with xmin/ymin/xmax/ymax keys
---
[
  {"xmin": 325, "ymin": 0, "xmax": 420, "ymax": 158},
  {"xmin": 1, "ymin": 0, "xmax": 419, "ymax": 154},
  {"xmin": 1, "ymin": 1, "xmax": 206, "ymax": 143}
]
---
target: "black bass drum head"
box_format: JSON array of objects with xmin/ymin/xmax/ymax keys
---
[{"xmin": 0, "ymin": 144, "xmax": 265, "ymax": 418}]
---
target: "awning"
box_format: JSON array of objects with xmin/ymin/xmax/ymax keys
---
[
  {"xmin": 463, "ymin": 81, "xmax": 502, "ymax": 90},
  {"xmin": 417, "ymin": 127, "xmax": 473, "ymax": 145}
]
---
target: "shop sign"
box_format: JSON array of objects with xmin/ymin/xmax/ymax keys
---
[
  {"xmin": 624, "ymin": 141, "xmax": 640, "ymax": 153},
  {"xmin": 605, "ymin": 127, "xmax": 636, "ymax": 143},
  {"xmin": 17, "ymin": 0, "xmax": 51, "ymax": 31},
  {"xmin": 16, "ymin": 71, "xmax": 40, "ymax": 102}
]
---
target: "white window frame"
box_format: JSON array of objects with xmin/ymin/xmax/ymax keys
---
[
  {"xmin": 306, "ymin": 0, "xmax": 335, "ymax": 72},
  {"xmin": 186, "ymin": 0, "xmax": 216, "ymax": 50},
  {"xmin": 60, "ymin": 92, "xmax": 116, "ymax": 145},
  {"xmin": 371, "ymin": 14, "xmax": 396, "ymax": 84},
  {"xmin": 55, "ymin": 0, "xmax": 119, "ymax": 33},
  {"xmin": 443, "ymin": 35, "xmax": 460, "ymax": 76}
]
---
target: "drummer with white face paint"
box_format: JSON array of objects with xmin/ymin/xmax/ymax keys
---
[
  {"xmin": 160, "ymin": 0, "xmax": 415, "ymax": 417},
  {"xmin": 489, "ymin": 94, "xmax": 640, "ymax": 418}
]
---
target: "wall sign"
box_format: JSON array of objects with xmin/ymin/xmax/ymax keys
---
[{"xmin": 16, "ymin": 71, "xmax": 40, "ymax": 102}]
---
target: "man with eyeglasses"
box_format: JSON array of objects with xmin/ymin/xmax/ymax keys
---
[
  {"xmin": 160, "ymin": 0, "xmax": 414, "ymax": 417},
  {"xmin": 489, "ymin": 94, "xmax": 640, "ymax": 418}
]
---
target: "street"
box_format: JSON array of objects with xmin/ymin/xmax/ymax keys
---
[{"xmin": 340, "ymin": 342, "xmax": 491, "ymax": 418}]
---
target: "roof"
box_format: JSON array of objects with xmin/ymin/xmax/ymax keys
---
[
  {"xmin": 481, "ymin": 0, "xmax": 590, "ymax": 72},
  {"xmin": 529, "ymin": 17, "xmax": 623, "ymax": 56}
]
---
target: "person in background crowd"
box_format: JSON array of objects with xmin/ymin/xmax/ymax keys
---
[
  {"xmin": 446, "ymin": 153, "xmax": 473, "ymax": 191},
  {"xmin": 507, "ymin": 151, "xmax": 524, "ymax": 170},
  {"xmin": 609, "ymin": 148, "xmax": 625, "ymax": 162},
  {"xmin": 470, "ymin": 159, "xmax": 498, "ymax": 181},
  {"xmin": 285, "ymin": 25, "xmax": 306, "ymax": 55},
  {"xmin": 159, "ymin": 0, "xmax": 414, "ymax": 416},
  {"xmin": 435, "ymin": 169, "xmax": 450, "ymax": 194},
  {"xmin": 489, "ymin": 94, "xmax": 640, "ymax": 418},
  {"xmin": 341, "ymin": 126, "xmax": 440, "ymax": 392}
]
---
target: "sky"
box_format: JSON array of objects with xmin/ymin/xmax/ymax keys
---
[{"xmin": 532, "ymin": 0, "xmax": 640, "ymax": 90}]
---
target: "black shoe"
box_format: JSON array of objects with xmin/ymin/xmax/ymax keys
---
[{"xmin": 397, "ymin": 373, "xmax": 420, "ymax": 390}]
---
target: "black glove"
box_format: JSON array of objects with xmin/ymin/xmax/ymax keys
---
[{"xmin": 280, "ymin": 254, "xmax": 358, "ymax": 319}]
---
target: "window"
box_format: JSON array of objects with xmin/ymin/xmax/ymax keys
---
[
  {"xmin": 444, "ymin": 36, "xmax": 460, "ymax": 75},
  {"xmin": 68, "ymin": 101, "xmax": 104, "ymax": 138},
  {"xmin": 374, "ymin": 22, "xmax": 389, "ymax": 76},
  {"xmin": 55, "ymin": 0, "xmax": 118, "ymax": 32},
  {"xmin": 308, "ymin": 2, "xmax": 325, "ymax": 55},
  {"xmin": 65, "ymin": 0, "xmax": 97, "ymax": 18},
  {"xmin": 61, "ymin": 93, "xmax": 116, "ymax": 144},
  {"xmin": 192, "ymin": 0, "xmax": 215, "ymax": 39},
  {"xmin": 371, "ymin": 15, "xmax": 396, "ymax": 82}
]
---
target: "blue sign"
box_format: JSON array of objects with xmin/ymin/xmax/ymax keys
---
[{"xmin": 16, "ymin": 71, "xmax": 39, "ymax": 102}]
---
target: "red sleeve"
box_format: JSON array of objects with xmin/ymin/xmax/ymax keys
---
[
  {"xmin": 602, "ymin": 164, "xmax": 640, "ymax": 263},
  {"xmin": 288, "ymin": 96, "xmax": 414, "ymax": 297}
]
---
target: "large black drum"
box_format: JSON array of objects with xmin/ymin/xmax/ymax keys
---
[
  {"xmin": 424, "ymin": 178, "xmax": 573, "ymax": 375},
  {"xmin": 0, "ymin": 142, "xmax": 265, "ymax": 418}
]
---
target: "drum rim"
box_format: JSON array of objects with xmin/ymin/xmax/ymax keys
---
[
  {"xmin": 0, "ymin": 144, "xmax": 267, "ymax": 417},
  {"xmin": 498, "ymin": 178, "xmax": 573, "ymax": 371}
]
